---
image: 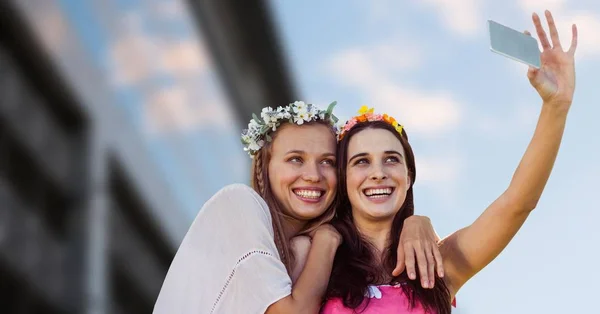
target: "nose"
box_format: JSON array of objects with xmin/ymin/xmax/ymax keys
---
[
  {"xmin": 370, "ymin": 163, "xmax": 387, "ymax": 181},
  {"xmin": 302, "ymin": 162, "xmax": 322, "ymax": 183}
]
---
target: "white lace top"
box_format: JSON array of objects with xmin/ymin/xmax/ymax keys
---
[{"xmin": 153, "ymin": 184, "xmax": 292, "ymax": 314}]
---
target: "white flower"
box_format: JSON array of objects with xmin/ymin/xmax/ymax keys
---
[
  {"xmin": 366, "ymin": 286, "xmax": 382, "ymax": 299},
  {"xmin": 292, "ymin": 101, "xmax": 307, "ymax": 113},
  {"xmin": 295, "ymin": 112, "xmax": 309, "ymax": 125},
  {"xmin": 247, "ymin": 139, "xmax": 262, "ymax": 151},
  {"xmin": 248, "ymin": 119, "xmax": 260, "ymax": 130},
  {"xmin": 242, "ymin": 101, "xmax": 338, "ymax": 157}
]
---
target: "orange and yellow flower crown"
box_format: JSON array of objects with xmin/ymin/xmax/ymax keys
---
[{"xmin": 337, "ymin": 106, "xmax": 404, "ymax": 141}]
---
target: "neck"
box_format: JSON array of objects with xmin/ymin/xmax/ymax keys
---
[
  {"xmin": 352, "ymin": 213, "xmax": 394, "ymax": 257},
  {"xmin": 281, "ymin": 215, "xmax": 307, "ymax": 240}
]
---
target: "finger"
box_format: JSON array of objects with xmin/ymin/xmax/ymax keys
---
[
  {"xmin": 533, "ymin": 12, "xmax": 551, "ymax": 50},
  {"xmin": 432, "ymin": 244, "xmax": 444, "ymax": 278},
  {"xmin": 527, "ymin": 66, "xmax": 538, "ymax": 81},
  {"xmin": 425, "ymin": 244, "xmax": 436, "ymax": 288},
  {"xmin": 392, "ymin": 243, "xmax": 406, "ymax": 277},
  {"xmin": 545, "ymin": 10, "xmax": 562, "ymax": 48},
  {"xmin": 568, "ymin": 24, "xmax": 578, "ymax": 56},
  {"xmin": 403, "ymin": 243, "xmax": 417, "ymax": 280},
  {"xmin": 414, "ymin": 243, "xmax": 429, "ymax": 288}
]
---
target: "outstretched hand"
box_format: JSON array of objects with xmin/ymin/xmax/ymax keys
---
[{"xmin": 525, "ymin": 10, "xmax": 578, "ymax": 110}]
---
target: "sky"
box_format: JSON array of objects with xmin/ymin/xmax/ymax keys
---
[
  {"xmin": 21, "ymin": 0, "xmax": 600, "ymax": 313},
  {"xmin": 27, "ymin": 0, "xmax": 251, "ymax": 215},
  {"xmin": 271, "ymin": 0, "xmax": 600, "ymax": 313}
]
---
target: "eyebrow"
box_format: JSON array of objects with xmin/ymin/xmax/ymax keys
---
[
  {"xmin": 348, "ymin": 150, "xmax": 404, "ymax": 164},
  {"xmin": 385, "ymin": 150, "xmax": 404, "ymax": 159},
  {"xmin": 348, "ymin": 152, "xmax": 368, "ymax": 164},
  {"xmin": 285, "ymin": 150, "xmax": 335, "ymax": 158}
]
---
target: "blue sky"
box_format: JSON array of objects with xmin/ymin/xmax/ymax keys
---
[
  {"xmin": 271, "ymin": 0, "xmax": 600, "ymax": 313},
  {"xmin": 29, "ymin": 0, "xmax": 599, "ymax": 312}
]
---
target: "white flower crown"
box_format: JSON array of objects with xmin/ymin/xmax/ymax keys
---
[{"xmin": 241, "ymin": 101, "xmax": 339, "ymax": 157}]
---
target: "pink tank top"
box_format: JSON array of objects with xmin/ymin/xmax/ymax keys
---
[
  {"xmin": 321, "ymin": 284, "xmax": 428, "ymax": 314},
  {"xmin": 321, "ymin": 284, "xmax": 456, "ymax": 314}
]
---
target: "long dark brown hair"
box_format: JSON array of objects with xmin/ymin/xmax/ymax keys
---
[
  {"xmin": 250, "ymin": 120, "xmax": 338, "ymax": 274},
  {"xmin": 326, "ymin": 121, "xmax": 451, "ymax": 313}
]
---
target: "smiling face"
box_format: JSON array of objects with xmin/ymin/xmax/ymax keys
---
[
  {"xmin": 267, "ymin": 123, "xmax": 338, "ymax": 221},
  {"xmin": 345, "ymin": 127, "xmax": 411, "ymax": 222}
]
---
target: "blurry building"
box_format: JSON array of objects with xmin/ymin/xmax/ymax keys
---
[{"xmin": 0, "ymin": 0, "xmax": 294, "ymax": 313}]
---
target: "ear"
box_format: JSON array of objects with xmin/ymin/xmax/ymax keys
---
[{"xmin": 406, "ymin": 175, "xmax": 412, "ymax": 190}]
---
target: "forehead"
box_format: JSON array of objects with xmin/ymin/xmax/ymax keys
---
[
  {"xmin": 348, "ymin": 128, "xmax": 405, "ymax": 156},
  {"xmin": 271, "ymin": 123, "xmax": 336, "ymax": 156}
]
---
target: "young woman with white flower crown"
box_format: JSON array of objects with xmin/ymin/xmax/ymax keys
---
[
  {"xmin": 313, "ymin": 11, "xmax": 577, "ymax": 313},
  {"xmin": 152, "ymin": 100, "xmax": 445, "ymax": 314}
]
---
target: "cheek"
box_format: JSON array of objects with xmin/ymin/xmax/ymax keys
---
[
  {"xmin": 269, "ymin": 164, "xmax": 295, "ymax": 191},
  {"xmin": 345, "ymin": 170, "xmax": 363, "ymax": 195},
  {"xmin": 323, "ymin": 167, "xmax": 337, "ymax": 189}
]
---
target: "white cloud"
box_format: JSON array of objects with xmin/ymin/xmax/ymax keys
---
[
  {"xmin": 153, "ymin": 0, "xmax": 186, "ymax": 19},
  {"xmin": 470, "ymin": 103, "xmax": 539, "ymax": 139},
  {"xmin": 562, "ymin": 12, "xmax": 600, "ymax": 60},
  {"xmin": 108, "ymin": 10, "xmax": 211, "ymax": 86},
  {"xmin": 328, "ymin": 47, "xmax": 462, "ymax": 135},
  {"xmin": 515, "ymin": 2, "xmax": 600, "ymax": 60},
  {"xmin": 110, "ymin": 34, "xmax": 159, "ymax": 86},
  {"xmin": 108, "ymin": 12, "xmax": 160, "ymax": 86},
  {"xmin": 416, "ymin": 155, "xmax": 463, "ymax": 184},
  {"xmin": 159, "ymin": 40, "xmax": 208, "ymax": 77},
  {"xmin": 144, "ymin": 86, "xmax": 232, "ymax": 134},
  {"xmin": 370, "ymin": 43, "xmax": 423, "ymax": 71},
  {"xmin": 518, "ymin": 0, "xmax": 566, "ymax": 12},
  {"xmin": 421, "ymin": 0, "xmax": 483, "ymax": 37}
]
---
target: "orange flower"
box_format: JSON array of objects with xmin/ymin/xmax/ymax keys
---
[
  {"xmin": 357, "ymin": 114, "xmax": 368, "ymax": 122},
  {"xmin": 383, "ymin": 114, "xmax": 390, "ymax": 123}
]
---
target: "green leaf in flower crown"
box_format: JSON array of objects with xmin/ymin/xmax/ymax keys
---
[
  {"xmin": 326, "ymin": 101, "xmax": 337, "ymax": 115},
  {"xmin": 252, "ymin": 113, "xmax": 264, "ymax": 125},
  {"xmin": 326, "ymin": 101, "xmax": 339, "ymax": 123},
  {"xmin": 265, "ymin": 134, "xmax": 272, "ymax": 142}
]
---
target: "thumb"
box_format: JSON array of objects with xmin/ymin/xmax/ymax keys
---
[
  {"xmin": 392, "ymin": 245, "xmax": 406, "ymax": 276},
  {"xmin": 527, "ymin": 66, "xmax": 539, "ymax": 82}
]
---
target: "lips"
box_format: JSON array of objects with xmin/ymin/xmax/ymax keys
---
[
  {"xmin": 363, "ymin": 187, "xmax": 395, "ymax": 202},
  {"xmin": 363, "ymin": 187, "xmax": 394, "ymax": 197},
  {"xmin": 293, "ymin": 187, "xmax": 325, "ymax": 203}
]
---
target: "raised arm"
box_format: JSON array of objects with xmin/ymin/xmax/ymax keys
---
[{"xmin": 440, "ymin": 10, "xmax": 578, "ymax": 294}]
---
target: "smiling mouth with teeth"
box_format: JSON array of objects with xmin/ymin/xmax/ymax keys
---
[
  {"xmin": 294, "ymin": 189, "xmax": 323, "ymax": 199},
  {"xmin": 363, "ymin": 187, "xmax": 394, "ymax": 198}
]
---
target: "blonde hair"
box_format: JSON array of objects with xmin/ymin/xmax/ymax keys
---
[{"xmin": 250, "ymin": 120, "xmax": 336, "ymax": 274}]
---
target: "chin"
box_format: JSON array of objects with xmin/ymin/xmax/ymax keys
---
[
  {"xmin": 362, "ymin": 202, "xmax": 402, "ymax": 220},
  {"xmin": 294, "ymin": 207, "xmax": 328, "ymax": 220}
]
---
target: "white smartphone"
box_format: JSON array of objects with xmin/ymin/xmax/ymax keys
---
[{"xmin": 488, "ymin": 20, "xmax": 541, "ymax": 68}]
